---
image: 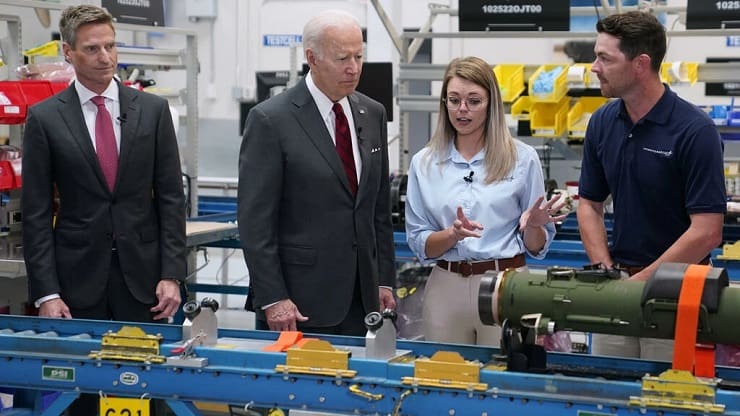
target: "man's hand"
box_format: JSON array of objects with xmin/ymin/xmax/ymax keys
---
[
  {"xmin": 379, "ymin": 287, "xmax": 395, "ymax": 311},
  {"xmin": 38, "ymin": 298, "xmax": 71, "ymax": 318},
  {"xmin": 265, "ymin": 299, "xmax": 308, "ymax": 331},
  {"xmin": 150, "ymin": 279, "xmax": 182, "ymax": 320}
]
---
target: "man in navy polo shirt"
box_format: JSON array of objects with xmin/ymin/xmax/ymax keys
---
[{"xmin": 577, "ymin": 11, "xmax": 726, "ymax": 360}]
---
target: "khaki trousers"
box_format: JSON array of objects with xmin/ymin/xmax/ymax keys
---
[{"xmin": 422, "ymin": 265, "xmax": 527, "ymax": 346}]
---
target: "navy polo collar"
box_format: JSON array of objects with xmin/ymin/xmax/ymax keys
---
[{"xmin": 617, "ymin": 83, "xmax": 676, "ymax": 126}]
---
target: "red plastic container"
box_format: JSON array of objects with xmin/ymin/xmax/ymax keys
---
[
  {"xmin": 0, "ymin": 82, "xmax": 26, "ymax": 124},
  {"xmin": 0, "ymin": 80, "xmax": 55, "ymax": 124},
  {"xmin": 0, "ymin": 161, "xmax": 17, "ymax": 190},
  {"xmin": 18, "ymin": 80, "xmax": 54, "ymax": 106},
  {"xmin": 50, "ymin": 82, "xmax": 68, "ymax": 95}
]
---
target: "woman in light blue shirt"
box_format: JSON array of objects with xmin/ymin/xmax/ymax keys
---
[{"xmin": 405, "ymin": 56, "xmax": 566, "ymax": 345}]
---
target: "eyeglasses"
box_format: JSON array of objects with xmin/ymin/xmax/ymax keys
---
[{"xmin": 443, "ymin": 96, "xmax": 487, "ymax": 111}]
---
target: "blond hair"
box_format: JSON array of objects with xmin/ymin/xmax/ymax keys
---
[{"xmin": 423, "ymin": 56, "xmax": 516, "ymax": 184}]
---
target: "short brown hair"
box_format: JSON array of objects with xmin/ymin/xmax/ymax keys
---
[
  {"xmin": 596, "ymin": 11, "xmax": 666, "ymax": 72},
  {"xmin": 59, "ymin": 5, "xmax": 115, "ymax": 48}
]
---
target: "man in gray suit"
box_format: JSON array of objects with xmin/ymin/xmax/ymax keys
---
[
  {"xmin": 22, "ymin": 5, "xmax": 186, "ymax": 415},
  {"xmin": 22, "ymin": 5, "xmax": 185, "ymax": 323},
  {"xmin": 239, "ymin": 9, "xmax": 396, "ymax": 336}
]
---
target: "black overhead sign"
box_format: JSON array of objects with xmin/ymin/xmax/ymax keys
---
[
  {"xmin": 686, "ymin": 0, "xmax": 740, "ymax": 29},
  {"xmin": 102, "ymin": 0, "xmax": 165, "ymax": 27},
  {"xmin": 705, "ymin": 57, "xmax": 740, "ymax": 96},
  {"xmin": 459, "ymin": 0, "xmax": 570, "ymax": 32}
]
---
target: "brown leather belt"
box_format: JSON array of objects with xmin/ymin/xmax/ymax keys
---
[
  {"xmin": 437, "ymin": 253, "xmax": 526, "ymax": 277},
  {"xmin": 617, "ymin": 257, "xmax": 711, "ymax": 276},
  {"xmin": 620, "ymin": 265, "xmax": 646, "ymax": 276}
]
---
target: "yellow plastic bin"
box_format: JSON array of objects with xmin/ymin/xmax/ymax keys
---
[
  {"xmin": 511, "ymin": 95, "xmax": 533, "ymax": 120},
  {"xmin": 493, "ymin": 64, "xmax": 525, "ymax": 103},
  {"xmin": 528, "ymin": 64, "xmax": 569, "ymax": 103},
  {"xmin": 530, "ymin": 96, "xmax": 570, "ymax": 137},
  {"xmin": 567, "ymin": 97, "xmax": 608, "ymax": 139},
  {"xmin": 660, "ymin": 61, "xmax": 699, "ymax": 86}
]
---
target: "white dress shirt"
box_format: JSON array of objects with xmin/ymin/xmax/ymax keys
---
[
  {"xmin": 74, "ymin": 79, "xmax": 122, "ymax": 152},
  {"xmin": 305, "ymin": 71, "xmax": 363, "ymax": 180}
]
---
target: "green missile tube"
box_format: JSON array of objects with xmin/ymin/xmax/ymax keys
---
[{"xmin": 478, "ymin": 263, "xmax": 740, "ymax": 345}]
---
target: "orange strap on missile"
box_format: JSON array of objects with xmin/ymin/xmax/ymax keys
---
[
  {"xmin": 672, "ymin": 264, "xmax": 713, "ymax": 376},
  {"xmin": 694, "ymin": 343, "xmax": 716, "ymax": 378}
]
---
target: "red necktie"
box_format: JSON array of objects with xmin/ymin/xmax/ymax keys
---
[
  {"xmin": 91, "ymin": 96, "xmax": 119, "ymax": 192},
  {"xmin": 332, "ymin": 102, "xmax": 357, "ymax": 196}
]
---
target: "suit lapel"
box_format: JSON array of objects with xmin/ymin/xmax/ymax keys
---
[
  {"xmin": 116, "ymin": 85, "xmax": 140, "ymax": 190},
  {"xmin": 291, "ymin": 82, "xmax": 354, "ymax": 196},
  {"xmin": 57, "ymin": 85, "xmax": 109, "ymax": 191}
]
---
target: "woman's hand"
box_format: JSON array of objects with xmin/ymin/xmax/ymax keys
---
[
  {"xmin": 452, "ymin": 206, "xmax": 484, "ymax": 241},
  {"xmin": 519, "ymin": 195, "xmax": 568, "ymax": 232}
]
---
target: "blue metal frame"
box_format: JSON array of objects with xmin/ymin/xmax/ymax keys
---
[
  {"xmin": 393, "ymin": 232, "xmax": 740, "ymax": 280},
  {"xmin": 194, "ymin": 197, "xmax": 740, "ymax": 279},
  {"xmin": 1, "ymin": 315, "xmax": 740, "ymax": 415}
]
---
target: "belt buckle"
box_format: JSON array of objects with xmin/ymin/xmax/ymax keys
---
[{"xmin": 460, "ymin": 260, "xmax": 474, "ymax": 277}]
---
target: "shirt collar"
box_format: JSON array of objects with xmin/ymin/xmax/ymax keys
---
[
  {"xmin": 617, "ymin": 83, "xmax": 676, "ymax": 126},
  {"xmin": 74, "ymin": 78, "xmax": 119, "ymax": 105},
  {"xmin": 305, "ymin": 71, "xmax": 350, "ymax": 119},
  {"xmin": 643, "ymin": 84, "xmax": 676, "ymax": 125},
  {"xmin": 443, "ymin": 138, "xmax": 486, "ymax": 165}
]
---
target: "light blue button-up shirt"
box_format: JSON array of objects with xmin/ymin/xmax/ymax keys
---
[{"xmin": 405, "ymin": 139, "xmax": 555, "ymax": 262}]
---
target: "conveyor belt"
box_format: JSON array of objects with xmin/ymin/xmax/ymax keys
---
[{"xmin": 1, "ymin": 315, "xmax": 740, "ymax": 415}]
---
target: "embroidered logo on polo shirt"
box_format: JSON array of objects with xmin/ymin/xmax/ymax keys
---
[{"xmin": 642, "ymin": 147, "xmax": 673, "ymax": 158}]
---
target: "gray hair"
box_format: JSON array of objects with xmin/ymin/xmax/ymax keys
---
[
  {"xmin": 59, "ymin": 5, "xmax": 115, "ymax": 48},
  {"xmin": 302, "ymin": 10, "xmax": 360, "ymax": 59}
]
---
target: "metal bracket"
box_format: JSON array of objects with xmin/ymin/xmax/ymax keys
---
[
  {"xmin": 274, "ymin": 339, "xmax": 357, "ymax": 378},
  {"xmin": 401, "ymin": 351, "xmax": 487, "ymax": 391},
  {"xmin": 629, "ymin": 369, "xmax": 725, "ymax": 413},
  {"xmin": 88, "ymin": 326, "xmax": 165, "ymax": 364}
]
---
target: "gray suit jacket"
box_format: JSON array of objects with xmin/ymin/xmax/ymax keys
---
[
  {"xmin": 22, "ymin": 82, "xmax": 186, "ymax": 309},
  {"xmin": 238, "ymin": 79, "xmax": 395, "ymax": 327}
]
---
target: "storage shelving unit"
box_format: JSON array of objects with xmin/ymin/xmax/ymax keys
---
[{"xmin": 369, "ymin": 1, "xmax": 740, "ymax": 172}]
